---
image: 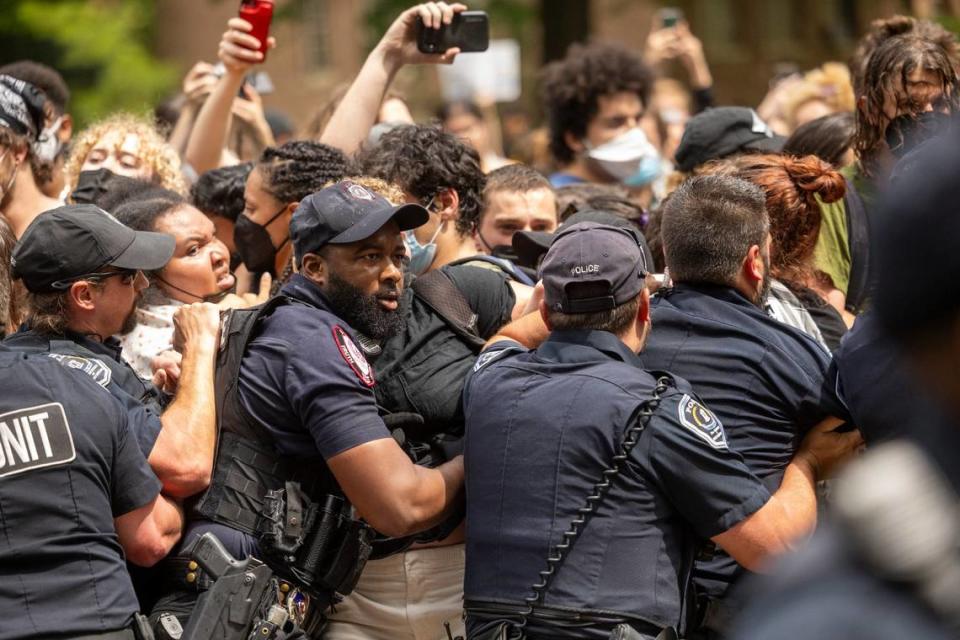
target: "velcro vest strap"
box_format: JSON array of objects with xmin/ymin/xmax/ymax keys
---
[{"xmin": 411, "ymin": 270, "xmax": 486, "ymax": 352}]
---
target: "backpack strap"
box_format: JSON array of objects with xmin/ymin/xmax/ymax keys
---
[
  {"xmin": 411, "ymin": 270, "xmax": 486, "ymax": 352},
  {"xmin": 449, "ymin": 254, "xmax": 537, "ymax": 286},
  {"xmin": 843, "ymin": 177, "xmax": 871, "ymax": 314}
]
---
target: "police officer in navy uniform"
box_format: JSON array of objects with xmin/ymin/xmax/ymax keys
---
[
  {"xmin": 729, "ymin": 122, "xmax": 960, "ymax": 640},
  {"xmin": 0, "ymin": 229, "xmax": 184, "ymax": 639},
  {"xmin": 639, "ymin": 175, "xmax": 853, "ymax": 635},
  {"xmin": 6, "ymin": 204, "xmax": 221, "ymax": 499},
  {"xmin": 152, "ymin": 181, "xmax": 465, "ymax": 630},
  {"xmin": 462, "ymin": 222, "xmax": 861, "ymax": 640}
]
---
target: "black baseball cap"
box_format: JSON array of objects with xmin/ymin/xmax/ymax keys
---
[
  {"xmin": 513, "ymin": 209, "xmax": 653, "ymax": 271},
  {"xmin": 540, "ymin": 222, "xmax": 648, "ymax": 314},
  {"xmin": 674, "ymin": 107, "xmax": 785, "ymax": 172},
  {"xmin": 290, "ymin": 180, "xmax": 429, "ymax": 261},
  {"xmin": 12, "ymin": 204, "xmax": 175, "ymax": 293}
]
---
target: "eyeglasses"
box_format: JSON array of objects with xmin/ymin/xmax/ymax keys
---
[{"xmin": 50, "ymin": 268, "xmax": 140, "ymax": 290}]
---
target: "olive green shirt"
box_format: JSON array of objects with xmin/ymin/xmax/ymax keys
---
[{"xmin": 813, "ymin": 164, "xmax": 877, "ymax": 295}]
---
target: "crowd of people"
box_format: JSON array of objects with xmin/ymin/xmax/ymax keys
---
[{"xmin": 0, "ymin": 3, "xmax": 958, "ymax": 640}]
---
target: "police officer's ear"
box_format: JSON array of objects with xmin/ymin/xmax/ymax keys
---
[
  {"xmin": 66, "ymin": 280, "xmax": 99, "ymax": 313},
  {"xmin": 743, "ymin": 244, "xmax": 765, "ymax": 284},
  {"xmin": 300, "ymin": 251, "xmax": 327, "ymax": 286}
]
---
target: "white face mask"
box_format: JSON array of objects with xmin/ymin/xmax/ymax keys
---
[
  {"xmin": 33, "ymin": 115, "xmax": 63, "ymax": 163},
  {"xmin": 584, "ymin": 127, "xmax": 659, "ymax": 182}
]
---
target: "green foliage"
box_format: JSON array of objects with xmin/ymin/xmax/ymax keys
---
[{"xmin": 0, "ymin": 0, "xmax": 177, "ymax": 128}]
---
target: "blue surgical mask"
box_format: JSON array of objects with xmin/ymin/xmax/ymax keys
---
[{"xmin": 404, "ymin": 197, "xmax": 444, "ymax": 275}]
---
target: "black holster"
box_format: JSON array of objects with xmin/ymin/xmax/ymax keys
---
[{"xmin": 256, "ymin": 481, "xmax": 371, "ymax": 599}]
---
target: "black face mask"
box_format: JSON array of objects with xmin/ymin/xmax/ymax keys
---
[
  {"xmin": 885, "ymin": 111, "xmax": 952, "ymax": 159},
  {"xmin": 70, "ymin": 168, "xmax": 116, "ymax": 204},
  {"xmin": 235, "ymin": 207, "xmax": 288, "ymax": 274}
]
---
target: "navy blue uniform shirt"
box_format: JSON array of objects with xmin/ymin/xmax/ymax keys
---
[
  {"xmin": 463, "ymin": 330, "xmax": 770, "ymax": 639},
  {"xmin": 0, "ymin": 348, "xmax": 161, "ymax": 639},
  {"xmin": 642, "ymin": 283, "xmax": 849, "ymax": 602},
  {"xmin": 183, "ymin": 274, "xmax": 391, "ymax": 556},
  {"xmin": 3, "ymin": 329, "xmax": 164, "ymax": 456}
]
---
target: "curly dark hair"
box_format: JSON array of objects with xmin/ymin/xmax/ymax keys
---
[
  {"xmin": 0, "ymin": 60, "xmax": 69, "ymax": 114},
  {"xmin": 356, "ymin": 124, "xmax": 485, "ymax": 236},
  {"xmin": 257, "ymin": 141, "xmax": 352, "ymax": 204},
  {"xmin": 856, "ymin": 34, "xmax": 959, "ymax": 174},
  {"xmin": 540, "ymin": 43, "xmax": 654, "ymax": 166},
  {"xmin": 191, "ymin": 162, "xmax": 253, "ymax": 222}
]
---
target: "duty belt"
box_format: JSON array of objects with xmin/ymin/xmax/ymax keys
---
[{"xmin": 465, "ymin": 599, "xmax": 666, "ymax": 638}]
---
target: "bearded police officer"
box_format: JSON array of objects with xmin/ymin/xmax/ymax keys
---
[
  {"xmin": 6, "ymin": 204, "xmax": 221, "ymax": 499},
  {"xmin": 462, "ymin": 222, "xmax": 862, "ymax": 640},
  {"xmin": 151, "ymin": 181, "xmax": 465, "ymax": 633},
  {"xmin": 0, "ymin": 224, "xmax": 183, "ymax": 639}
]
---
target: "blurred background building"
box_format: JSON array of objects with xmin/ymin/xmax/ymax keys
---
[{"xmin": 3, "ymin": 0, "xmax": 960, "ymax": 129}]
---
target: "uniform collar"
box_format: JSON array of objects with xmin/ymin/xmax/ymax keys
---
[
  {"xmin": 665, "ymin": 282, "xmax": 761, "ymax": 310},
  {"xmin": 279, "ymin": 273, "xmax": 336, "ymax": 313},
  {"xmin": 541, "ymin": 328, "xmax": 643, "ymax": 368},
  {"xmin": 6, "ymin": 327, "xmax": 125, "ymax": 362}
]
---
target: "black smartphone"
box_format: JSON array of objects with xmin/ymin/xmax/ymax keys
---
[
  {"xmin": 657, "ymin": 7, "xmax": 683, "ymax": 28},
  {"xmin": 417, "ymin": 10, "xmax": 489, "ymax": 54}
]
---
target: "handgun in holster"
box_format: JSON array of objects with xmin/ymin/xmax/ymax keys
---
[{"xmin": 178, "ymin": 532, "xmax": 293, "ymax": 640}]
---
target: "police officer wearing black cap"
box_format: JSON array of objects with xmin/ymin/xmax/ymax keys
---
[
  {"xmin": 462, "ymin": 221, "xmax": 860, "ymax": 640},
  {"xmin": 641, "ymin": 175, "xmax": 855, "ymax": 636},
  {"xmin": 0, "ymin": 214, "xmax": 184, "ymax": 639},
  {"xmin": 152, "ymin": 180, "xmax": 465, "ymax": 631},
  {"xmin": 5, "ymin": 204, "xmax": 222, "ymax": 499},
  {"xmin": 729, "ymin": 119, "xmax": 960, "ymax": 640}
]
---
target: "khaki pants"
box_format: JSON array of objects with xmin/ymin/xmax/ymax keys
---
[{"xmin": 325, "ymin": 544, "xmax": 466, "ymax": 640}]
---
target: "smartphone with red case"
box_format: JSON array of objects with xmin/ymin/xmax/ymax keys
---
[{"xmin": 238, "ymin": 0, "xmax": 274, "ymax": 61}]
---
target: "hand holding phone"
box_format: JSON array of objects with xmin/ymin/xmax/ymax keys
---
[
  {"xmin": 375, "ymin": 3, "xmax": 471, "ymax": 70},
  {"xmin": 239, "ymin": 0, "xmax": 274, "ymax": 61},
  {"xmin": 417, "ymin": 10, "xmax": 489, "ymax": 54},
  {"xmin": 219, "ymin": 3, "xmax": 276, "ymax": 74}
]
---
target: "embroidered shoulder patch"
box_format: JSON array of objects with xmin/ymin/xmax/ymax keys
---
[
  {"xmin": 47, "ymin": 353, "xmax": 112, "ymax": 388},
  {"xmin": 473, "ymin": 345, "xmax": 520, "ymax": 372},
  {"xmin": 333, "ymin": 325, "xmax": 375, "ymax": 387},
  {"xmin": 678, "ymin": 394, "xmax": 728, "ymax": 450}
]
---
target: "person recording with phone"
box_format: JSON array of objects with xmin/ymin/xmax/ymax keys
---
[{"xmin": 184, "ymin": 0, "xmax": 277, "ymax": 176}]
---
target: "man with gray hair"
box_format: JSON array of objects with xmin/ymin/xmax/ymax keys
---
[{"xmin": 642, "ymin": 175, "xmax": 854, "ymax": 638}]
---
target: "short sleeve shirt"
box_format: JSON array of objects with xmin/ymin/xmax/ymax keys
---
[
  {"xmin": 463, "ymin": 330, "xmax": 769, "ymax": 635},
  {"xmin": 238, "ymin": 274, "xmax": 391, "ymax": 460},
  {"xmin": 3, "ymin": 329, "xmax": 165, "ymax": 457},
  {"xmin": 0, "ymin": 348, "xmax": 160, "ymax": 639}
]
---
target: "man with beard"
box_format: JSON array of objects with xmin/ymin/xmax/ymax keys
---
[
  {"xmin": 641, "ymin": 175, "xmax": 850, "ymax": 638},
  {"xmin": 4, "ymin": 204, "xmax": 222, "ymax": 500},
  {"xmin": 150, "ymin": 180, "xmax": 465, "ymax": 634}
]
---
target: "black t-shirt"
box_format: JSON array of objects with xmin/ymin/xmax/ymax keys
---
[
  {"xmin": 374, "ymin": 264, "xmax": 515, "ymax": 432},
  {"xmin": 785, "ymin": 282, "xmax": 848, "ymax": 353},
  {"xmin": 0, "ymin": 348, "xmax": 161, "ymax": 639}
]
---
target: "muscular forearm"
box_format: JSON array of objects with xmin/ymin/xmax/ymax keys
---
[
  {"xmin": 486, "ymin": 310, "xmax": 550, "ymax": 350},
  {"xmin": 714, "ymin": 455, "xmax": 818, "ymax": 572},
  {"xmin": 150, "ymin": 338, "xmax": 218, "ymax": 498},
  {"xmin": 319, "ymin": 46, "xmax": 399, "ymax": 154},
  {"xmin": 121, "ymin": 496, "xmax": 185, "ymax": 567},
  {"xmin": 185, "ymin": 71, "xmax": 245, "ymax": 174}
]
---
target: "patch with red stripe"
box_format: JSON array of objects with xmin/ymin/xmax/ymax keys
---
[{"xmin": 333, "ymin": 325, "xmax": 375, "ymax": 387}]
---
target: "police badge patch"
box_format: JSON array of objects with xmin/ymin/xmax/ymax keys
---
[
  {"xmin": 678, "ymin": 394, "xmax": 728, "ymax": 450},
  {"xmin": 47, "ymin": 354, "xmax": 112, "ymax": 388},
  {"xmin": 333, "ymin": 325, "xmax": 375, "ymax": 387},
  {"xmin": 473, "ymin": 344, "xmax": 521, "ymax": 372}
]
